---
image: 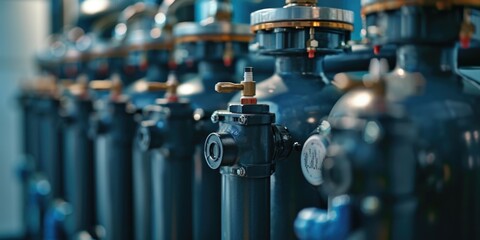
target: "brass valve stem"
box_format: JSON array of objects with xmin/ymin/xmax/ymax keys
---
[
  {"xmin": 89, "ymin": 77, "xmax": 123, "ymax": 99},
  {"xmin": 306, "ymin": 27, "xmax": 318, "ymax": 59},
  {"xmin": 460, "ymin": 8, "xmax": 476, "ymax": 49},
  {"xmin": 215, "ymin": 67, "xmax": 257, "ymax": 104},
  {"xmin": 134, "ymin": 73, "xmax": 179, "ymax": 102}
]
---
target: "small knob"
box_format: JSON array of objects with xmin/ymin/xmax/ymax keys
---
[
  {"xmin": 215, "ymin": 67, "xmax": 257, "ymax": 104},
  {"xmin": 137, "ymin": 120, "xmax": 164, "ymax": 151},
  {"xmin": 204, "ymin": 132, "xmax": 238, "ymax": 169}
]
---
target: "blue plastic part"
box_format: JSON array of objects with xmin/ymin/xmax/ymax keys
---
[
  {"xmin": 295, "ymin": 195, "xmax": 351, "ymax": 240},
  {"xmin": 44, "ymin": 203, "xmax": 69, "ymax": 240}
]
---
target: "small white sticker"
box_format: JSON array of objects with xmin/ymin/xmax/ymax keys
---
[{"xmin": 301, "ymin": 135, "xmax": 327, "ymax": 186}]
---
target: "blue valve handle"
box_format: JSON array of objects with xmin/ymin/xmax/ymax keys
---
[{"xmin": 295, "ymin": 195, "xmax": 350, "ymax": 240}]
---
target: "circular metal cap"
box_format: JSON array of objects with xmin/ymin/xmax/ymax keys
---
[
  {"xmin": 204, "ymin": 132, "xmax": 237, "ymax": 169},
  {"xmin": 173, "ymin": 22, "xmax": 251, "ymax": 37},
  {"xmin": 301, "ymin": 134, "xmax": 328, "ymax": 186},
  {"xmin": 251, "ymin": 6, "xmax": 354, "ymax": 27}
]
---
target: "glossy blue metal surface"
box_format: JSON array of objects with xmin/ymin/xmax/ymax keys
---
[
  {"xmin": 320, "ymin": 3, "xmax": 480, "ymax": 238},
  {"xmin": 251, "ymin": 57, "xmax": 342, "ymax": 240},
  {"xmin": 139, "ymin": 101, "xmax": 195, "ymax": 240},
  {"xmin": 62, "ymin": 97, "xmax": 97, "ymax": 238}
]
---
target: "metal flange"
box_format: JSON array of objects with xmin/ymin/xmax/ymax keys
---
[{"xmin": 251, "ymin": 6, "xmax": 354, "ymax": 32}]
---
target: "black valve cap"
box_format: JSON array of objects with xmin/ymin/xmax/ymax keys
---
[
  {"xmin": 244, "ymin": 67, "xmax": 253, "ymax": 72},
  {"xmin": 137, "ymin": 120, "xmax": 163, "ymax": 151},
  {"xmin": 204, "ymin": 132, "xmax": 238, "ymax": 169}
]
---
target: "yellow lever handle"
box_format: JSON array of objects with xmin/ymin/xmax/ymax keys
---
[
  {"xmin": 215, "ymin": 82, "xmax": 244, "ymax": 93},
  {"xmin": 89, "ymin": 80, "xmax": 115, "ymax": 90}
]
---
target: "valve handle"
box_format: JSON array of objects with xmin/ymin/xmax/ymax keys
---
[
  {"xmin": 215, "ymin": 67, "xmax": 257, "ymax": 104},
  {"xmin": 333, "ymin": 59, "xmax": 389, "ymax": 94},
  {"xmin": 134, "ymin": 81, "xmax": 177, "ymax": 92},
  {"xmin": 89, "ymin": 76, "xmax": 123, "ymax": 99},
  {"xmin": 134, "ymin": 73, "xmax": 179, "ymax": 102},
  {"xmin": 215, "ymin": 82, "xmax": 244, "ymax": 93},
  {"xmin": 89, "ymin": 80, "xmax": 115, "ymax": 91}
]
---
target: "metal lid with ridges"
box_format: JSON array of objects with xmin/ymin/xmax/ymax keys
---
[{"xmin": 251, "ymin": 6, "xmax": 354, "ymax": 26}]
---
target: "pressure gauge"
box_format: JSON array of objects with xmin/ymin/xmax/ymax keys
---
[{"xmin": 301, "ymin": 134, "xmax": 328, "ymax": 186}]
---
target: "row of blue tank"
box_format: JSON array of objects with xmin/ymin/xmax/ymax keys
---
[{"xmin": 17, "ymin": 0, "xmax": 480, "ymax": 239}]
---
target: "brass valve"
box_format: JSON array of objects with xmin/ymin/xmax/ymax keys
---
[
  {"xmin": 215, "ymin": 67, "xmax": 256, "ymax": 104},
  {"xmin": 89, "ymin": 76, "xmax": 123, "ymax": 97},
  {"xmin": 333, "ymin": 59, "xmax": 388, "ymax": 95},
  {"xmin": 69, "ymin": 76, "xmax": 90, "ymax": 97},
  {"xmin": 333, "ymin": 73, "xmax": 366, "ymax": 92},
  {"xmin": 333, "ymin": 58, "xmax": 426, "ymax": 101},
  {"xmin": 134, "ymin": 79, "xmax": 178, "ymax": 94},
  {"xmin": 135, "ymin": 73, "xmax": 180, "ymax": 101}
]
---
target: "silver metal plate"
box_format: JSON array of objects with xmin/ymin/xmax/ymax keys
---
[
  {"xmin": 251, "ymin": 6, "xmax": 354, "ymax": 25},
  {"xmin": 301, "ymin": 134, "xmax": 328, "ymax": 186}
]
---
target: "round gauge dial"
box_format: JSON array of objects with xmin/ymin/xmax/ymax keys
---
[{"xmin": 301, "ymin": 134, "xmax": 327, "ymax": 186}]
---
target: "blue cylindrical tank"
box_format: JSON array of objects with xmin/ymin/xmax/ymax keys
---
[{"xmin": 245, "ymin": 3, "xmax": 354, "ymax": 239}]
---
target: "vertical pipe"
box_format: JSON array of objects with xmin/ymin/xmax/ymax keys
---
[
  {"xmin": 63, "ymin": 99, "xmax": 96, "ymax": 237},
  {"xmin": 222, "ymin": 176, "xmax": 270, "ymax": 239}
]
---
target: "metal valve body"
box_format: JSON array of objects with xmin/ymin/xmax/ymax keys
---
[
  {"xmin": 204, "ymin": 103, "xmax": 291, "ymax": 240},
  {"xmin": 137, "ymin": 99, "xmax": 195, "ymax": 240}
]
